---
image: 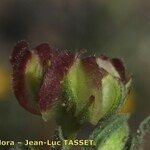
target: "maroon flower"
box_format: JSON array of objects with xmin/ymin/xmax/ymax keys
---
[{"xmin": 10, "ymin": 41, "xmax": 131, "ymax": 125}]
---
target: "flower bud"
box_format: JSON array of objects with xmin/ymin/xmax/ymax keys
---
[
  {"xmin": 10, "ymin": 42, "xmax": 131, "ymax": 126},
  {"xmin": 61, "ymin": 55, "xmax": 131, "ymax": 125}
]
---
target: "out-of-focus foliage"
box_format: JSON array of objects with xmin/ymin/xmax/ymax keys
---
[
  {"xmin": 120, "ymin": 90, "xmax": 136, "ymax": 113},
  {"xmin": 0, "ymin": 66, "xmax": 9, "ymax": 99}
]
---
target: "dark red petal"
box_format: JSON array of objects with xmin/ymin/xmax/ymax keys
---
[
  {"xmin": 99, "ymin": 54, "xmax": 109, "ymax": 60},
  {"xmin": 111, "ymin": 58, "xmax": 126, "ymax": 82},
  {"xmin": 99, "ymin": 55, "xmax": 126, "ymax": 82},
  {"xmin": 34, "ymin": 43, "xmax": 58, "ymax": 66},
  {"xmin": 10, "ymin": 41, "xmax": 40, "ymax": 114},
  {"xmin": 10, "ymin": 41, "xmax": 30, "ymax": 69},
  {"xmin": 82, "ymin": 56, "xmax": 105, "ymax": 88},
  {"xmin": 39, "ymin": 51, "xmax": 75, "ymax": 112}
]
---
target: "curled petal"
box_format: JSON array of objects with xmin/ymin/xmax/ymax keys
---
[
  {"xmin": 34, "ymin": 43, "xmax": 58, "ymax": 66},
  {"xmin": 97, "ymin": 55, "xmax": 126, "ymax": 82},
  {"xmin": 10, "ymin": 41, "xmax": 55, "ymax": 115},
  {"xmin": 82, "ymin": 56, "xmax": 105, "ymax": 88},
  {"xmin": 10, "ymin": 41, "xmax": 38, "ymax": 114},
  {"xmin": 39, "ymin": 51, "xmax": 75, "ymax": 121}
]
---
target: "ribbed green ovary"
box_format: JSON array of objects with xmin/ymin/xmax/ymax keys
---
[{"xmin": 98, "ymin": 122, "xmax": 129, "ymax": 150}]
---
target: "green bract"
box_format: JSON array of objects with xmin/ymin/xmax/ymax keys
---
[{"xmin": 85, "ymin": 114, "xmax": 129, "ymax": 150}]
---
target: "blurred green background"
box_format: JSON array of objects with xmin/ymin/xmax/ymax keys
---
[{"xmin": 0, "ymin": 0, "xmax": 149, "ymax": 149}]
